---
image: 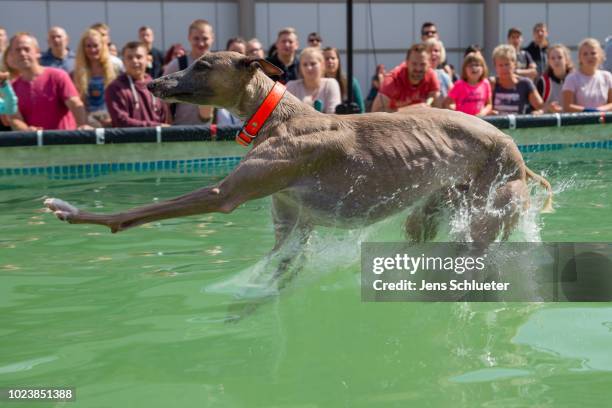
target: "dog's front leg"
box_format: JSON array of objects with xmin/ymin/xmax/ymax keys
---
[
  {"xmin": 45, "ymin": 157, "xmax": 299, "ymax": 233},
  {"xmin": 225, "ymin": 196, "xmax": 311, "ymax": 322},
  {"xmin": 45, "ymin": 187, "xmax": 228, "ymax": 233}
]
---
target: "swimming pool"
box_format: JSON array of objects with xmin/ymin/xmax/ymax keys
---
[{"xmin": 1, "ymin": 125, "xmax": 611, "ymax": 406}]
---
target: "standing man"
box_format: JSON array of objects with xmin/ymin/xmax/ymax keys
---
[
  {"xmin": 524, "ymin": 22, "xmax": 549, "ymax": 77},
  {"xmin": 90, "ymin": 22, "xmax": 112, "ymax": 46},
  {"xmin": 163, "ymin": 19, "xmax": 215, "ymax": 125},
  {"xmin": 105, "ymin": 42, "xmax": 169, "ymax": 127},
  {"xmin": 420, "ymin": 22, "xmax": 438, "ymax": 42},
  {"xmin": 246, "ymin": 38, "xmax": 265, "ymax": 59},
  {"xmin": 266, "ymin": 27, "xmax": 300, "ymax": 84},
  {"xmin": 307, "ymin": 32, "xmax": 322, "ymax": 49},
  {"xmin": 39, "ymin": 26, "xmax": 75, "ymax": 73},
  {"xmin": 138, "ymin": 26, "xmax": 164, "ymax": 78},
  {"xmin": 371, "ymin": 43, "xmax": 440, "ymax": 112},
  {"xmin": 7, "ymin": 32, "xmax": 91, "ymax": 130},
  {"xmin": 420, "ymin": 21, "xmax": 455, "ymax": 80},
  {"xmin": 507, "ymin": 28, "xmax": 537, "ymax": 81},
  {"xmin": 90, "ymin": 22, "xmax": 124, "ymax": 71}
]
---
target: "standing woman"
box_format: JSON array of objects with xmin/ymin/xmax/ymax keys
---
[
  {"xmin": 286, "ymin": 47, "xmax": 341, "ymax": 113},
  {"xmin": 424, "ymin": 38, "xmax": 453, "ymax": 108},
  {"xmin": 1, "ymin": 47, "xmax": 19, "ymax": 131},
  {"xmin": 162, "ymin": 43, "xmax": 185, "ymax": 71},
  {"xmin": 73, "ymin": 29, "xmax": 121, "ymax": 127},
  {"xmin": 536, "ymin": 44, "xmax": 573, "ymax": 113},
  {"xmin": 563, "ymin": 38, "xmax": 612, "ymax": 112},
  {"xmin": 322, "ymin": 47, "xmax": 364, "ymax": 113},
  {"xmin": 0, "ymin": 71, "xmax": 17, "ymax": 115}
]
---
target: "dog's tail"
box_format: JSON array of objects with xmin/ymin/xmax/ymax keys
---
[{"xmin": 525, "ymin": 166, "xmax": 554, "ymax": 213}]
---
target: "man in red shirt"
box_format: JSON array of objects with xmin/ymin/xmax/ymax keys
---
[
  {"xmin": 105, "ymin": 41, "xmax": 170, "ymax": 127},
  {"xmin": 372, "ymin": 43, "xmax": 440, "ymax": 112},
  {"xmin": 7, "ymin": 32, "xmax": 91, "ymax": 131}
]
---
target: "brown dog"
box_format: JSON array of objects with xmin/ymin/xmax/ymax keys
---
[{"xmin": 45, "ymin": 51, "xmax": 552, "ymax": 256}]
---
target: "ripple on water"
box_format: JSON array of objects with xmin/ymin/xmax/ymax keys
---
[
  {"xmin": 0, "ymin": 356, "xmax": 58, "ymax": 375},
  {"xmin": 513, "ymin": 306, "xmax": 612, "ymax": 372},
  {"xmin": 449, "ymin": 367, "xmax": 531, "ymax": 383}
]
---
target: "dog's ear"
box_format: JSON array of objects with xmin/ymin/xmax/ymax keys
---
[{"xmin": 244, "ymin": 58, "xmax": 284, "ymax": 76}]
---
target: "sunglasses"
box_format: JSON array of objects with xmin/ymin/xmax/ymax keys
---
[
  {"xmin": 308, "ymin": 38, "xmax": 321, "ymax": 43},
  {"xmin": 422, "ymin": 30, "xmax": 437, "ymax": 36}
]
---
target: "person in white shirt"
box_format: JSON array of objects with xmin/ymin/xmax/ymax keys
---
[
  {"xmin": 286, "ymin": 47, "xmax": 341, "ymax": 113},
  {"xmin": 562, "ymin": 38, "xmax": 612, "ymax": 112}
]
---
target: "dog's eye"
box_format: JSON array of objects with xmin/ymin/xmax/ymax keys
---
[{"xmin": 195, "ymin": 60, "xmax": 212, "ymax": 70}]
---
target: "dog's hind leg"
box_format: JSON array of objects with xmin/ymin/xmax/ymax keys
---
[
  {"xmin": 468, "ymin": 178, "xmax": 529, "ymax": 244},
  {"xmin": 404, "ymin": 191, "xmax": 444, "ymax": 242},
  {"xmin": 496, "ymin": 179, "xmax": 529, "ymax": 241}
]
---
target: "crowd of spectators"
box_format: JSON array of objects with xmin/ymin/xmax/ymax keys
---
[
  {"xmin": 370, "ymin": 22, "xmax": 611, "ymax": 117},
  {"xmin": 0, "ymin": 20, "xmax": 611, "ymax": 132}
]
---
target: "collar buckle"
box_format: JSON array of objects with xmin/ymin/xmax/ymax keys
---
[{"xmin": 235, "ymin": 128, "xmax": 256, "ymax": 146}]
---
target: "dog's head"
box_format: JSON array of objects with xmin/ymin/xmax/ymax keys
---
[{"xmin": 147, "ymin": 51, "xmax": 282, "ymax": 108}]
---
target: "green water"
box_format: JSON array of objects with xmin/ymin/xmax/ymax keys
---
[{"xmin": 1, "ymin": 149, "xmax": 611, "ymax": 407}]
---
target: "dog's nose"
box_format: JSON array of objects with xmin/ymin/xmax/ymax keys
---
[{"xmin": 147, "ymin": 81, "xmax": 157, "ymax": 92}]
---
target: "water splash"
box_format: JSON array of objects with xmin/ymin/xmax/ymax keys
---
[{"xmin": 204, "ymin": 162, "xmax": 573, "ymax": 300}]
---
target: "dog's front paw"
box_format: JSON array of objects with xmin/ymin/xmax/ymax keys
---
[{"xmin": 44, "ymin": 198, "xmax": 80, "ymax": 223}]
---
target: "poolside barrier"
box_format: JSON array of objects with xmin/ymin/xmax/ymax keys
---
[{"xmin": 0, "ymin": 112, "xmax": 610, "ymax": 148}]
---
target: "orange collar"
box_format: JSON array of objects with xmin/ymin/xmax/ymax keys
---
[{"xmin": 236, "ymin": 82, "xmax": 286, "ymax": 146}]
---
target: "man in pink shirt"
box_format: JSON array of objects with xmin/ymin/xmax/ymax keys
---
[
  {"xmin": 372, "ymin": 43, "xmax": 440, "ymax": 112},
  {"xmin": 7, "ymin": 32, "xmax": 91, "ymax": 131}
]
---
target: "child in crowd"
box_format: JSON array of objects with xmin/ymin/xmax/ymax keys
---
[
  {"xmin": 104, "ymin": 42, "xmax": 170, "ymax": 128},
  {"xmin": 490, "ymin": 44, "xmax": 542, "ymax": 115},
  {"xmin": 562, "ymin": 38, "xmax": 612, "ymax": 112},
  {"xmin": 286, "ymin": 47, "xmax": 341, "ymax": 113},
  {"xmin": 444, "ymin": 52, "xmax": 492, "ymax": 116},
  {"xmin": 536, "ymin": 44, "xmax": 573, "ymax": 113},
  {"xmin": 507, "ymin": 27, "xmax": 538, "ymax": 81}
]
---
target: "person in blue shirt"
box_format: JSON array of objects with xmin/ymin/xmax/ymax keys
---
[
  {"xmin": 39, "ymin": 27, "xmax": 76, "ymax": 73},
  {"xmin": 0, "ymin": 26, "xmax": 7, "ymax": 68},
  {"xmin": 0, "ymin": 71, "xmax": 18, "ymax": 115}
]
